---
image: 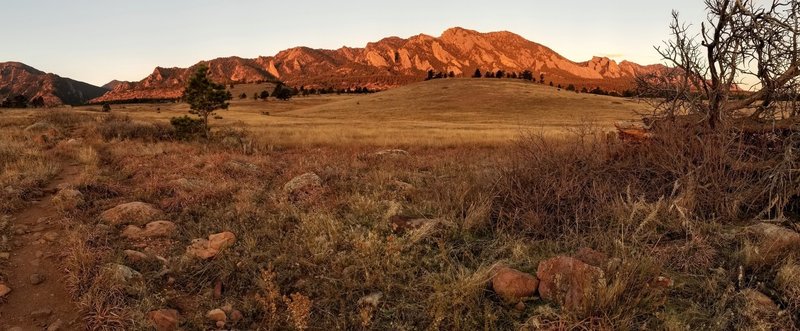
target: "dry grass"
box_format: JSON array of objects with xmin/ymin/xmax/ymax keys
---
[
  {"xmin": 4, "ymin": 84, "xmax": 798, "ymax": 330},
  {"xmin": 66, "ymin": 79, "xmax": 646, "ymax": 147}
]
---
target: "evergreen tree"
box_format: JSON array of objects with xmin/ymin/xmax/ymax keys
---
[
  {"xmin": 473, "ymin": 68, "xmax": 482, "ymax": 78},
  {"xmin": 182, "ymin": 65, "xmax": 232, "ymax": 138}
]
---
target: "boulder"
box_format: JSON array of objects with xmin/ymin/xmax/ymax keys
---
[
  {"xmin": 206, "ymin": 308, "xmax": 227, "ymax": 322},
  {"xmin": 123, "ymin": 250, "xmax": 149, "ymax": 263},
  {"xmin": 121, "ymin": 221, "xmax": 178, "ymax": 240},
  {"xmin": 148, "ymin": 309, "xmax": 181, "ymax": 331},
  {"xmin": 737, "ymin": 289, "xmax": 784, "ymax": 328},
  {"xmin": 208, "ymin": 232, "xmax": 236, "ymax": 251},
  {"xmin": 0, "ymin": 283, "xmax": 11, "ymax": 297},
  {"xmin": 536, "ymin": 256, "xmax": 606, "ymax": 312},
  {"xmin": 186, "ymin": 232, "xmax": 236, "ymax": 260},
  {"xmin": 491, "ymin": 266, "xmax": 539, "ymax": 303},
  {"xmin": 742, "ymin": 223, "xmax": 800, "ymax": 267},
  {"xmin": 573, "ymin": 247, "xmax": 609, "ymax": 267},
  {"xmin": 100, "ymin": 202, "xmax": 163, "ymax": 226},
  {"xmin": 51, "ymin": 188, "xmax": 84, "ymax": 212},
  {"xmin": 283, "ymin": 172, "xmax": 322, "ymax": 201}
]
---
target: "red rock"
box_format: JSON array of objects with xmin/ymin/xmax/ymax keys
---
[
  {"xmin": 573, "ymin": 247, "xmax": 608, "ymax": 267},
  {"xmin": 206, "ymin": 308, "xmax": 227, "ymax": 322},
  {"xmin": 0, "ymin": 283, "xmax": 11, "ymax": 297},
  {"xmin": 491, "ymin": 266, "xmax": 539, "ymax": 303},
  {"xmin": 208, "ymin": 232, "xmax": 236, "ymax": 251},
  {"xmin": 148, "ymin": 309, "xmax": 180, "ymax": 331},
  {"xmin": 99, "ymin": 202, "xmax": 163, "ymax": 226},
  {"xmin": 536, "ymin": 256, "xmax": 606, "ymax": 312}
]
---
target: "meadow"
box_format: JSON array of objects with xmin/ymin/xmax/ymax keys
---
[{"xmin": 0, "ymin": 79, "xmax": 797, "ymax": 330}]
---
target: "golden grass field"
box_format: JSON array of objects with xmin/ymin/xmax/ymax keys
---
[
  {"xmin": 71, "ymin": 79, "xmax": 647, "ymax": 146},
  {"xmin": 0, "ymin": 79, "xmax": 798, "ymax": 330}
]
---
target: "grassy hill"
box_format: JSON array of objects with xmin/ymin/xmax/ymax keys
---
[{"xmin": 74, "ymin": 79, "xmax": 647, "ymax": 146}]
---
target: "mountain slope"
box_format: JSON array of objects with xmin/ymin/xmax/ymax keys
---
[
  {"xmin": 92, "ymin": 27, "xmax": 665, "ymax": 103},
  {"xmin": 90, "ymin": 57, "xmax": 280, "ymax": 103},
  {"xmin": 0, "ymin": 62, "xmax": 108, "ymax": 106}
]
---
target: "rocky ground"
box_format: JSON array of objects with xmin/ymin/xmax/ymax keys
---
[{"xmin": 0, "ymin": 110, "xmax": 798, "ymax": 330}]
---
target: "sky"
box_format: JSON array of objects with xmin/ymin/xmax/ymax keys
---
[{"xmin": 2, "ymin": 0, "xmax": 708, "ymax": 86}]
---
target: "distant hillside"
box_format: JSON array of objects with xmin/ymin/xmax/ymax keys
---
[
  {"xmin": 102, "ymin": 80, "xmax": 129, "ymax": 90},
  {"xmin": 0, "ymin": 62, "xmax": 108, "ymax": 106},
  {"xmin": 90, "ymin": 57, "xmax": 279, "ymax": 104},
  {"xmin": 92, "ymin": 27, "xmax": 667, "ymax": 103}
]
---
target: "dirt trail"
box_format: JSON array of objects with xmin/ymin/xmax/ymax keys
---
[{"xmin": 0, "ymin": 162, "xmax": 83, "ymax": 331}]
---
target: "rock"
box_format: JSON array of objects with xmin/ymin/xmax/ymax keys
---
[
  {"xmin": 30, "ymin": 308, "xmax": 53, "ymax": 319},
  {"xmin": 186, "ymin": 232, "xmax": 236, "ymax": 260},
  {"xmin": 148, "ymin": 309, "xmax": 181, "ymax": 331},
  {"xmin": 103, "ymin": 263, "xmax": 143, "ymax": 285},
  {"xmin": 283, "ymin": 172, "xmax": 323, "ymax": 201},
  {"xmin": 51, "ymin": 188, "xmax": 84, "ymax": 212},
  {"xmin": 230, "ymin": 310, "xmax": 243, "ymax": 322},
  {"xmin": 46, "ymin": 319, "xmax": 63, "ymax": 331},
  {"xmin": 536, "ymin": 256, "xmax": 606, "ymax": 312},
  {"xmin": 29, "ymin": 273, "xmax": 46, "ymax": 285},
  {"xmin": 491, "ymin": 266, "xmax": 539, "ymax": 303},
  {"xmin": 43, "ymin": 231, "xmax": 59, "ymax": 242},
  {"xmin": 743, "ymin": 222, "xmax": 800, "ymax": 267},
  {"xmin": 124, "ymin": 249, "xmax": 149, "ymax": 263},
  {"xmin": 208, "ymin": 232, "xmax": 236, "ymax": 251},
  {"xmin": 206, "ymin": 308, "xmax": 227, "ymax": 322},
  {"xmin": 0, "ymin": 252, "xmax": 10, "ymax": 259},
  {"xmin": 121, "ymin": 221, "xmax": 178, "ymax": 239},
  {"xmin": 223, "ymin": 160, "xmax": 260, "ymax": 174},
  {"xmin": 373, "ymin": 149, "xmax": 409, "ymax": 158},
  {"xmin": 358, "ymin": 292, "xmax": 384, "ymax": 307},
  {"xmin": 738, "ymin": 289, "xmax": 783, "ymax": 327},
  {"xmin": 99, "ymin": 202, "xmax": 163, "ymax": 226},
  {"xmin": 0, "ymin": 283, "xmax": 11, "ymax": 297},
  {"xmin": 216, "ymin": 321, "xmax": 226, "ymax": 328},
  {"xmin": 573, "ymin": 247, "xmax": 609, "ymax": 267}
]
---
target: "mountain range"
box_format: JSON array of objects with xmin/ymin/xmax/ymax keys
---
[
  {"xmin": 2, "ymin": 27, "xmax": 666, "ymax": 106},
  {"xmin": 0, "ymin": 62, "xmax": 108, "ymax": 106}
]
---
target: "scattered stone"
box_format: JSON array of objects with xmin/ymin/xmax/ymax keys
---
[
  {"xmin": 514, "ymin": 302, "xmax": 526, "ymax": 311},
  {"xmin": 230, "ymin": 310, "xmax": 243, "ymax": 322},
  {"xmin": 358, "ymin": 292, "xmax": 384, "ymax": 308},
  {"xmin": 29, "ymin": 273, "xmax": 46, "ymax": 285},
  {"xmin": 124, "ymin": 249, "xmax": 149, "ymax": 263},
  {"xmin": 283, "ymin": 172, "xmax": 323, "ymax": 201},
  {"xmin": 216, "ymin": 321, "xmax": 226, "ymax": 328},
  {"xmin": 0, "ymin": 283, "xmax": 11, "ymax": 297},
  {"xmin": 223, "ymin": 160, "xmax": 260, "ymax": 174},
  {"xmin": 372, "ymin": 149, "xmax": 409, "ymax": 158},
  {"xmin": 491, "ymin": 266, "xmax": 539, "ymax": 303},
  {"xmin": 148, "ymin": 309, "xmax": 181, "ymax": 331},
  {"xmin": 103, "ymin": 263, "xmax": 143, "ymax": 285},
  {"xmin": 186, "ymin": 232, "xmax": 236, "ymax": 260},
  {"xmin": 536, "ymin": 256, "xmax": 606, "ymax": 312},
  {"xmin": 573, "ymin": 247, "xmax": 609, "ymax": 267},
  {"xmin": 51, "ymin": 188, "xmax": 84, "ymax": 212},
  {"xmin": 43, "ymin": 231, "xmax": 59, "ymax": 242},
  {"xmin": 99, "ymin": 202, "xmax": 163, "ymax": 226},
  {"xmin": 743, "ymin": 222, "xmax": 800, "ymax": 267},
  {"xmin": 121, "ymin": 221, "xmax": 178, "ymax": 240},
  {"xmin": 0, "ymin": 252, "xmax": 9, "ymax": 259},
  {"xmin": 208, "ymin": 232, "xmax": 236, "ymax": 251},
  {"xmin": 46, "ymin": 318, "xmax": 63, "ymax": 331},
  {"xmin": 206, "ymin": 308, "xmax": 227, "ymax": 322},
  {"xmin": 30, "ymin": 308, "xmax": 53, "ymax": 319}
]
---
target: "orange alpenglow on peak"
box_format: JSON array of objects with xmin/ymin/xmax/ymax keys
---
[{"xmin": 83, "ymin": 27, "xmax": 666, "ymax": 104}]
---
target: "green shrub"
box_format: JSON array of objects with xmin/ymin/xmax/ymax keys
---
[{"xmin": 170, "ymin": 116, "xmax": 205, "ymax": 140}]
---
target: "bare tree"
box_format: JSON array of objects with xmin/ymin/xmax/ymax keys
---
[{"xmin": 638, "ymin": 0, "xmax": 800, "ymax": 129}]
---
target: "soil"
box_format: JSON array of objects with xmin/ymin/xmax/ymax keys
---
[{"xmin": 0, "ymin": 162, "xmax": 83, "ymax": 330}]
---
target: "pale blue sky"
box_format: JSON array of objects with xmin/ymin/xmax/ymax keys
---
[{"xmin": 2, "ymin": 0, "xmax": 706, "ymax": 86}]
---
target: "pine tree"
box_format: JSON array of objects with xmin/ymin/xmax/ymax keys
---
[{"xmin": 182, "ymin": 65, "xmax": 232, "ymax": 138}]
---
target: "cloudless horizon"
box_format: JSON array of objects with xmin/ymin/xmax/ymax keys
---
[{"xmin": 3, "ymin": 0, "xmax": 707, "ymax": 86}]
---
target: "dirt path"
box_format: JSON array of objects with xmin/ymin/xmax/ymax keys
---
[{"xmin": 0, "ymin": 162, "xmax": 83, "ymax": 331}]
